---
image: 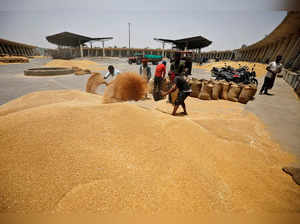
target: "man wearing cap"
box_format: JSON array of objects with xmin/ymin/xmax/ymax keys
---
[
  {"xmin": 139, "ymin": 59, "xmax": 152, "ymax": 82},
  {"xmin": 259, "ymin": 55, "xmax": 283, "ymax": 95},
  {"xmin": 153, "ymin": 61, "xmax": 167, "ymax": 99},
  {"xmin": 104, "ymin": 65, "xmax": 120, "ymax": 83},
  {"xmin": 162, "ymin": 75, "xmax": 192, "ymax": 116},
  {"xmin": 139, "ymin": 59, "xmax": 152, "ymax": 98}
]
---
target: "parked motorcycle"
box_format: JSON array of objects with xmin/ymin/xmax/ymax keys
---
[{"xmin": 211, "ymin": 63, "xmax": 258, "ymax": 86}]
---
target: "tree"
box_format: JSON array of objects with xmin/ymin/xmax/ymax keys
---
[{"xmin": 241, "ymin": 44, "xmax": 247, "ymax": 48}]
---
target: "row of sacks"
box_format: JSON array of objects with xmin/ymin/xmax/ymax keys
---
[{"xmin": 188, "ymin": 78, "xmax": 257, "ymax": 104}]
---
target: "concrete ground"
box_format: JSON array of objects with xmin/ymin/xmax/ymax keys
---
[{"xmin": 0, "ymin": 57, "xmax": 299, "ymax": 162}]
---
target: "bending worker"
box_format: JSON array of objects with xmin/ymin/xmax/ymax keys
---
[
  {"xmin": 162, "ymin": 75, "xmax": 192, "ymax": 116},
  {"xmin": 139, "ymin": 59, "xmax": 152, "ymax": 98},
  {"xmin": 154, "ymin": 61, "xmax": 166, "ymax": 92},
  {"xmin": 104, "ymin": 65, "xmax": 120, "ymax": 83}
]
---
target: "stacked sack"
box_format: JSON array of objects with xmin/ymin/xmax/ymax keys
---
[{"xmin": 187, "ymin": 78, "xmax": 257, "ymax": 104}]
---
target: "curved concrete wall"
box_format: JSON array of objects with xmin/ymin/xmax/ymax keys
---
[
  {"xmin": 197, "ymin": 11, "xmax": 300, "ymax": 71},
  {"xmin": 0, "ymin": 38, "xmax": 37, "ymax": 57}
]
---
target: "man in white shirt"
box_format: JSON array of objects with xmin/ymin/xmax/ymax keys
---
[
  {"xmin": 104, "ymin": 65, "xmax": 120, "ymax": 83},
  {"xmin": 259, "ymin": 55, "xmax": 283, "ymax": 95}
]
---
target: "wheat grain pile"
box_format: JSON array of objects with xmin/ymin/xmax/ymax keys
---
[
  {"xmin": 44, "ymin": 59, "xmax": 105, "ymax": 73},
  {"xmin": 0, "ymin": 56, "xmax": 29, "ymax": 64},
  {"xmin": 195, "ymin": 61, "xmax": 267, "ymax": 77},
  {"xmin": 0, "ymin": 90, "xmax": 299, "ymax": 214}
]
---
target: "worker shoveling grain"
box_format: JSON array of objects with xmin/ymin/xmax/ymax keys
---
[
  {"xmin": 102, "ymin": 72, "xmax": 148, "ymax": 103},
  {"xmin": 0, "ymin": 89, "xmax": 299, "ymax": 214}
]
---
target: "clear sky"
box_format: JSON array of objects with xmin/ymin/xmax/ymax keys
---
[{"xmin": 0, "ymin": 0, "xmax": 288, "ymax": 51}]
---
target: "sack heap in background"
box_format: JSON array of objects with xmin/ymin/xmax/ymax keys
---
[{"xmin": 188, "ymin": 78, "xmax": 257, "ymax": 104}]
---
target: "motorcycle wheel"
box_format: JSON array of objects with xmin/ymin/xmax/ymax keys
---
[{"xmin": 251, "ymin": 78, "xmax": 258, "ymax": 87}]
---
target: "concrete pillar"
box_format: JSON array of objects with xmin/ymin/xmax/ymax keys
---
[
  {"xmin": 266, "ymin": 43, "xmax": 277, "ymax": 62},
  {"xmin": 285, "ymin": 37, "xmax": 300, "ymax": 67},
  {"xmin": 291, "ymin": 53, "xmax": 300, "ymax": 70},
  {"xmin": 257, "ymin": 46, "xmax": 266, "ymax": 62},
  {"xmin": 283, "ymin": 35, "xmax": 299, "ymax": 66},
  {"xmin": 0, "ymin": 44, "xmax": 4, "ymax": 54},
  {"xmin": 275, "ymin": 38, "xmax": 290, "ymax": 60},
  {"xmin": 262, "ymin": 44, "xmax": 271, "ymax": 62},
  {"xmin": 270, "ymin": 40, "xmax": 283, "ymax": 61},
  {"xmin": 80, "ymin": 45, "xmax": 83, "ymax": 57},
  {"xmin": 262, "ymin": 45, "xmax": 272, "ymax": 62}
]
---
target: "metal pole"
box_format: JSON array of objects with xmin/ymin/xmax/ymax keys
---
[{"xmin": 128, "ymin": 22, "xmax": 131, "ymax": 49}]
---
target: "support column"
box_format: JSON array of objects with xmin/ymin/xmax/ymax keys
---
[
  {"xmin": 283, "ymin": 35, "xmax": 299, "ymax": 66},
  {"xmin": 276, "ymin": 38, "xmax": 290, "ymax": 60},
  {"xmin": 0, "ymin": 44, "xmax": 4, "ymax": 54},
  {"xmin": 266, "ymin": 43, "xmax": 277, "ymax": 62},
  {"xmin": 102, "ymin": 41, "xmax": 105, "ymax": 57},
  {"xmin": 80, "ymin": 45, "xmax": 83, "ymax": 57},
  {"xmin": 285, "ymin": 37, "xmax": 300, "ymax": 67},
  {"xmin": 270, "ymin": 40, "xmax": 283, "ymax": 61},
  {"xmin": 262, "ymin": 45, "xmax": 271, "ymax": 62}
]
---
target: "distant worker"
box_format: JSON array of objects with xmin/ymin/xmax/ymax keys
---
[
  {"xmin": 139, "ymin": 59, "xmax": 152, "ymax": 81},
  {"xmin": 104, "ymin": 65, "xmax": 120, "ymax": 83},
  {"xmin": 154, "ymin": 61, "xmax": 167, "ymax": 94},
  {"xmin": 259, "ymin": 55, "xmax": 283, "ymax": 95},
  {"xmin": 162, "ymin": 75, "xmax": 192, "ymax": 116},
  {"xmin": 170, "ymin": 52, "xmax": 185, "ymax": 76},
  {"xmin": 139, "ymin": 59, "xmax": 152, "ymax": 98}
]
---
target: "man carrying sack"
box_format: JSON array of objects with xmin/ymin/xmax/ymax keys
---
[
  {"xmin": 162, "ymin": 75, "xmax": 192, "ymax": 116},
  {"xmin": 153, "ymin": 61, "xmax": 166, "ymax": 101}
]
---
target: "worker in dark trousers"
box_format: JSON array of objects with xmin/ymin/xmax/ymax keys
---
[
  {"xmin": 162, "ymin": 75, "xmax": 192, "ymax": 116},
  {"xmin": 153, "ymin": 61, "xmax": 166, "ymax": 100}
]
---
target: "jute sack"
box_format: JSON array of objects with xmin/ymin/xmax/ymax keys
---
[
  {"xmin": 161, "ymin": 78, "xmax": 171, "ymax": 92},
  {"xmin": 249, "ymin": 84, "xmax": 257, "ymax": 99},
  {"xmin": 221, "ymin": 81, "xmax": 230, "ymax": 100},
  {"xmin": 198, "ymin": 81, "xmax": 213, "ymax": 100},
  {"xmin": 190, "ymin": 79, "xmax": 202, "ymax": 98},
  {"xmin": 238, "ymin": 85, "xmax": 252, "ymax": 104},
  {"xmin": 228, "ymin": 83, "xmax": 242, "ymax": 102},
  {"xmin": 212, "ymin": 81, "xmax": 223, "ymax": 100},
  {"xmin": 170, "ymin": 89, "xmax": 179, "ymax": 104}
]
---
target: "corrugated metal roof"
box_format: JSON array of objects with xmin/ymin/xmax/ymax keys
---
[
  {"xmin": 154, "ymin": 35, "xmax": 212, "ymax": 49},
  {"xmin": 46, "ymin": 32, "xmax": 113, "ymax": 47}
]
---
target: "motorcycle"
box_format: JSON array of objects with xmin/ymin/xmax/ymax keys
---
[{"xmin": 211, "ymin": 63, "xmax": 258, "ymax": 87}]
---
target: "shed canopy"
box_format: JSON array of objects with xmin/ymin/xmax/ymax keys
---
[
  {"xmin": 154, "ymin": 35, "xmax": 212, "ymax": 50},
  {"xmin": 46, "ymin": 32, "xmax": 113, "ymax": 47}
]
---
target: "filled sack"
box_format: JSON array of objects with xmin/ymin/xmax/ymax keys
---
[
  {"xmin": 220, "ymin": 81, "xmax": 230, "ymax": 100},
  {"xmin": 212, "ymin": 81, "xmax": 223, "ymax": 100},
  {"xmin": 198, "ymin": 81, "xmax": 213, "ymax": 100},
  {"xmin": 189, "ymin": 79, "xmax": 202, "ymax": 98},
  {"xmin": 228, "ymin": 83, "xmax": 242, "ymax": 102}
]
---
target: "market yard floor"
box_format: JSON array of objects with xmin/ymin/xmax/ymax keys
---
[{"xmin": 0, "ymin": 57, "xmax": 299, "ymax": 162}]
